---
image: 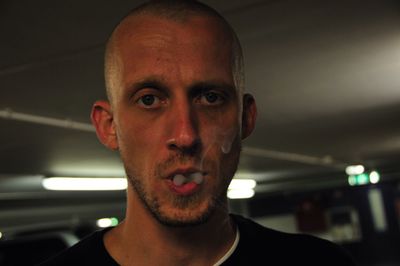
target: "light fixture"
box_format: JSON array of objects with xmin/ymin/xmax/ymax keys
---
[
  {"xmin": 347, "ymin": 170, "xmax": 381, "ymax": 186},
  {"xmin": 227, "ymin": 188, "xmax": 255, "ymax": 199},
  {"xmin": 227, "ymin": 178, "xmax": 257, "ymax": 199},
  {"xmin": 228, "ymin": 179, "xmax": 256, "ymax": 190},
  {"xmin": 348, "ymin": 175, "xmax": 357, "ymax": 186},
  {"xmin": 42, "ymin": 177, "xmax": 127, "ymax": 191},
  {"xmin": 42, "ymin": 176, "xmax": 257, "ymax": 198},
  {"xmin": 369, "ymin": 171, "xmax": 380, "ymax": 184},
  {"xmin": 345, "ymin": 165, "xmax": 365, "ymax": 176},
  {"xmin": 97, "ymin": 217, "xmax": 119, "ymax": 228}
]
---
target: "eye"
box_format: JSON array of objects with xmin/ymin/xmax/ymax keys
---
[
  {"xmin": 199, "ymin": 91, "xmax": 225, "ymax": 105},
  {"xmin": 137, "ymin": 94, "xmax": 161, "ymax": 108}
]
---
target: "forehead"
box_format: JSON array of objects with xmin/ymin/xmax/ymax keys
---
[
  {"xmin": 114, "ymin": 13, "xmax": 232, "ymax": 49},
  {"xmin": 111, "ymin": 14, "xmax": 234, "ymax": 86}
]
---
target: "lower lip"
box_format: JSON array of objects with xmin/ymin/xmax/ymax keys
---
[{"xmin": 166, "ymin": 180, "xmax": 201, "ymax": 196}]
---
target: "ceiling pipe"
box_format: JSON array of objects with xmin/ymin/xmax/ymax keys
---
[
  {"xmin": 0, "ymin": 109, "xmax": 94, "ymax": 132},
  {"xmin": 1, "ymin": 109, "xmax": 345, "ymax": 167},
  {"xmin": 242, "ymin": 146, "xmax": 346, "ymax": 168}
]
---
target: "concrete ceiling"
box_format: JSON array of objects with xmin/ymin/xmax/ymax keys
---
[{"xmin": 1, "ymin": 0, "xmax": 400, "ymax": 193}]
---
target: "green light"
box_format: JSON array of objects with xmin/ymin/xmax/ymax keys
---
[
  {"xmin": 348, "ymin": 170, "xmax": 381, "ymax": 186},
  {"xmin": 110, "ymin": 217, "xmax": 119, "ymax": 226},
  {"xmin": 356, "ymin": 173, "xmax": 369, "ymax": 185},
  {"xmin": 348, "ymin": 175, "xmax": 357, "ymax": 186},
  {"xmin": 348, "ymin": 172, "xmax": 376, "ymax": 186}
]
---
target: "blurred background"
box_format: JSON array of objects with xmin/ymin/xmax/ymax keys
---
[{"xmin": 1, "ymin": 0, "xmax": 400, "ymax": 265}]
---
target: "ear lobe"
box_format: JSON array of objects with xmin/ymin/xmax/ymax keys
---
[
  {"xmin": 241, "ymin": 93, "xmax": 257, "ymax": 140},
  {"xmin": 91, "ymin": 100, "xmax": 119, "ymax": 150}
]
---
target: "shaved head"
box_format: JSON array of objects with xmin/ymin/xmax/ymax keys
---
[
  {"xmin": 91, "ymin": 0, "xmax": 257, "ymax": 230},
  {"xmin": 104, "ymin": 0, "xmax": 244, "ymax": 106}
]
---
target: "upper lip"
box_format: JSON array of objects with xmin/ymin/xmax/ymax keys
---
[{"xmin": 165, "ymin": 167, "xmax": 204, "ymax": 179}]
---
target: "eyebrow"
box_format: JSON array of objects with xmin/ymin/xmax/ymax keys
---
[
  {"xmin": 190, "ymin": 81, "xmax": 235, "ymax": 92},
  {"xmin": 127, "ymin": 76, "xmax": 168, "ymax": 94},
  {"xmin": 127, "ymin": 77, "xmax": 236, "ymax": 96},
  {"xmin": 188, "ymin": 81, "xmax": 237, "ymax": 99}
]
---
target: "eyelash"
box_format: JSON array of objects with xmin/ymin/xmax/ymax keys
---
[
  {"xmin": 134, "ymin": 89, "xmax": 226, "ymax": 109},
  {"xmin": 136, "ymin": 94, "xmax": 163, "ymax": 108},
  {"xmin": 197, "ymin": 90, "xmax": 226, "ymax": 106}
]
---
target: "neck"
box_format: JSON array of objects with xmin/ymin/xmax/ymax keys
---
[{"xmin": 104, "ymin": 186, "xmax": 236, "ymax": 266}]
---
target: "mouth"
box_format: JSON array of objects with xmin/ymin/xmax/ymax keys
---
[
  {"xmin": 165, "ymin": 169, "xmax": 206, "ymax": 196},
  {"xmin": 171, "ymin": 172, "xmax": 204, "ymax": 185}
]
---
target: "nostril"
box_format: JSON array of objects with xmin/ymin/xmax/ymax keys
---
[{"xmin": 166, "ymin": 138, "xmax": 177, "ymax": 147}]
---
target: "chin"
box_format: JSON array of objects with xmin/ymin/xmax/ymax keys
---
[
  {"xmin": 156, "ymin": 212, "xmax": 211, "ymax": 227},
  {"xmin": 126, "ymin": 161, "xmax": 231, "ymax": 228},
  {"xmin": 152, "ymin": 196, "xmax": 219, "ymax": 227}
]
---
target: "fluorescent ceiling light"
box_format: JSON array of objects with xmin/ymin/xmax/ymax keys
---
[
  {"xmin": 42, "ymin": 177, "xmax": 257, "ymax": 198},
  {"xmin": 345, "ymin": 165, "xmax": 365, "ymax": 175},
  {"xmin": 228, "ymin": 179, "xmax": 256, "ymax": 190},
  {"xmin": 227, "ymin": 178, "xmax": 257, "ymax": 199},
  {"xmin": 97, "ymin": 217, "xmax": 119, "ymax": 228},
  {"xmin": 227, "ymin": 188, "xmax": 255, "ymax": 199},
  {"xmin": 42, "ymin": 177, "xmax": 127, "ymax": 191}
]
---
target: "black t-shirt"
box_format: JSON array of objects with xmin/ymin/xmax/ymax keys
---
[
  {"xmin": 38, "ymin": 214, "xmax": 355, "ymax": 265},
  {"xmin": 223, "ymin": 214, "xmax": 355, "ymax": 265}
]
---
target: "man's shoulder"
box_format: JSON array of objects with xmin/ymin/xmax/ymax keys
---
[
  {"xmin": 228, "ymin": 213, "xmax": 356, "ymax": 265},
  {"xmin": 37, "ymin": 228, "xmax": 117, "ymax": 266}
]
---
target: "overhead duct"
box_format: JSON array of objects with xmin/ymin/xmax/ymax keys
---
[
  {"xmin": 0, "ymin": 109, "xmax": 95, "ymax": 132},
  {"xmin": 242, "ymin": 146, "xmax": 345, "ymax": 168},
  {"xmin": 0, "ymin": 109, "xmax": 345, "ymax": 166}
]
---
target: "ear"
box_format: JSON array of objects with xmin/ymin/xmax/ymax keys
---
[
  {"xmin": 241, "ymin": 93, "xmax": 257, "ymax": 139},
  {"xmin": 91, "ymin": 100, "xmax": 119, "ymax": 150}
]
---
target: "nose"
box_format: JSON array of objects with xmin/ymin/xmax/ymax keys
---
[{"xmin": 166, "ymin": 100, "xmax": 200, "ymax": 154}]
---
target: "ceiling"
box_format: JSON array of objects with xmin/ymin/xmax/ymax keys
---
[{"xmin": 1, "ymin": 0, "xmax": 400, "ymax": 196}]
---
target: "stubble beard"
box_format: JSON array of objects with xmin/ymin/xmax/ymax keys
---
[
  {"xmin": 123, "ymin": 145, "xmax": 240, "ymax": 228},
  {"xmin": 127, "ymin": 173, "xmax": 218, "ymax": 227}
]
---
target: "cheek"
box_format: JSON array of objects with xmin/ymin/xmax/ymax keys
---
[
  {"xmin": 117, "ymin": 113, "xmax": 159, "ymax": 148},
  {"xmin": 117, "ymin": 124, "xmax": 160, "ymax": 185},
  {"xmin": 200, "ymin": 115, "xmax": 241, "ymax": 156},
  {"xmin": 116, "ymin": 119, "xmax": 158, "ymax": 163},
  {"xmin": 199, "ymin": 124, "xmax": 241, "ymax": 184}
]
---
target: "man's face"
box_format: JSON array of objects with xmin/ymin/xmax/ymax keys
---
[{"xmin": 108, "ymin": 15, "xmax": 242, "ymax": 226}]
